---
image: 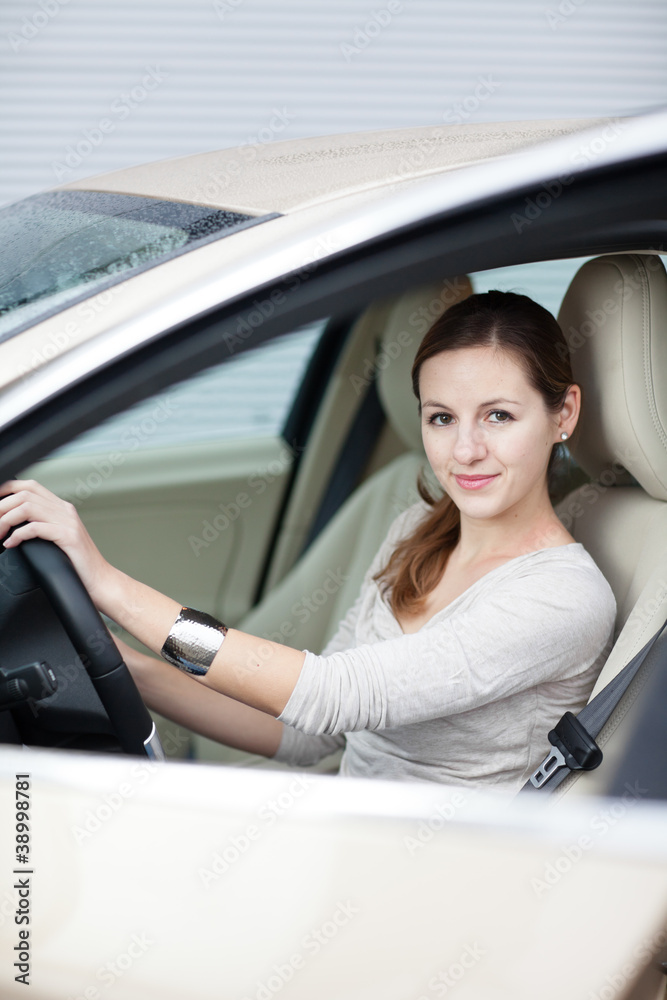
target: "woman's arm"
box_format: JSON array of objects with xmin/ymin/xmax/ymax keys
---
[
  {"xmin": 114, "ymin": 637, "xmax": 284, "ymax": 757},
  {"xmin": 0, "ymin": 480, "xmax": 361, "ymax": 767},
  {"xmin": 277, "ymin": 562, "xmax": 617, "ymax": 736},
  {"xmin": 0, "ymin": 480, "xmax": 305, "ymax": 717},
  {"xmin": 111, "ymin": 570, "xmax": 305, "ymax": 715}
]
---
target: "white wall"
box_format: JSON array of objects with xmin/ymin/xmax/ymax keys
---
[{"xmin": 1, "ymin": 0, "xmax": 666, "ymax": 207}]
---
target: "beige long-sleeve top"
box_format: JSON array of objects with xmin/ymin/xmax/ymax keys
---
[{"xmin": 273, "ymin": 499, "xmax": 617, "ymax": 791}]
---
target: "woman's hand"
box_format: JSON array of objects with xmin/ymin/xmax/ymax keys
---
[
  {"xmin": 0, "ymin": 479, "xmax": 114, "ymax": 606},
  {"xmin": 0, "ymin": 480, "xmax": 304, "ymax": 719},
  {"xmin": 0, "ymin": 479, "xmax": 185, "ymax": 657}
]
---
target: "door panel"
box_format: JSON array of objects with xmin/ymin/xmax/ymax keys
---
[
  {"xmin": 15, "ymin": 326, "xmax": 325, "ymax": 760},
  {"xmin": 18, "ymin": 322, "xmax": 326, "ymax": 625},
  {"xmin": 21, "ymin": 436, "xmax": 294, "ymax": 626}
]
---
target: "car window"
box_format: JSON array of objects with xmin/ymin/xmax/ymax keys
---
[
  {"xmin": 51, "ymin": 320, "xmax": 326, "ymax": 457},
  {"xmin": 50, "ymin": 258, "xmax": 591, "ymax": 459},
  {"xmin": 470, "ymin": 256, "xmax": 593, "ymax": 315},
  {"xmin": 0, "ymin": 191, "xmax": 276, "ymax": 342}
]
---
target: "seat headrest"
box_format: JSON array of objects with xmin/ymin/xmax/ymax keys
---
[
  {"xmin": 376, "ymin": 276, "xmax": 473, "ymax": 452},
  {"xmin": 558, "ymin": 254, "xmax": 667, "ymax": 501}
]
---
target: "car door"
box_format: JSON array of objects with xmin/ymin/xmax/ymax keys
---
[{"xmin": 20, "ymin": 322, "xmax": 326, "ymax": 629}]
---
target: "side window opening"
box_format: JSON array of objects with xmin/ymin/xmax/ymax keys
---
[{"xmin": 51, "ymin": 320, "xmax": 327, "ymax": 458}]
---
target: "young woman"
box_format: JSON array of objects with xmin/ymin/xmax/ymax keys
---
[{"xmin": 0, "ymin": 290, "xmax": 617, "ymax": 791}]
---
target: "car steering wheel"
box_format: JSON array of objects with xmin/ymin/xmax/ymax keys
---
[{"xmin": 17, "ymin": 537, "xmax": 164, "ymax": 759}]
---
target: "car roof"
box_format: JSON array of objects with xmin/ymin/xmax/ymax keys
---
[
  {"xmin": 57, "ymin": 118, "xmax": 610, "ymax": 215},
  {"xmin": 0, "ymin": 111, "xmax": 665, "ymax": 426}
]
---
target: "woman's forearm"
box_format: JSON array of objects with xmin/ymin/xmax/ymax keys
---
[
  {"xmin": 123, "ymin": 642, "xmax": 285, "ymax": 758},
  {"xmin": 101, "ymin": 567, "xmax": 305, "ymax": 716},
  {"xmin": 0, "ymin": 480, "xmax": 305, "ymax": 720}
]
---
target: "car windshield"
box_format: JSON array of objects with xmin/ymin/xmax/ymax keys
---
[{"xmin": 0, "ymin": 190, "xmax": 274, "ymax": 342}]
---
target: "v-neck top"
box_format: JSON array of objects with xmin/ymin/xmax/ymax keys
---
[{"xmin": 274, "ymin": 499, "xmax": 618, "ymax": 791}]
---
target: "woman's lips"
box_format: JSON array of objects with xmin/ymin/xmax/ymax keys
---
[{"xmin": 454, "ymin": 474, "xmax": 499, "ymax": 490}]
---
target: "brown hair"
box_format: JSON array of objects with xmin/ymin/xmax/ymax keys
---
[{"xmin": 374, "ymin": 289, "xmax": 578, "ymax": 616}]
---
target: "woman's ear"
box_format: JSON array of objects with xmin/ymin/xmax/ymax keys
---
[{"xmin": 557, "ymin": 383, "xmax": 581, "ymax": 440}]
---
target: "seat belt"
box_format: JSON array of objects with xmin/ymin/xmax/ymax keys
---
[{"xmin": 521, "ymin": 616, "xmax": 667, "ymax": 794}]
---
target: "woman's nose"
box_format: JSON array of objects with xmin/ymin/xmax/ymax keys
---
[{"xmin": 452, "ymin": 423, "xmax": 487, "ymax": 463}]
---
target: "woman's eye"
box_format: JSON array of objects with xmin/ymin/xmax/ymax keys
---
[
  {"xmin": 426, "ymin": 411, "xmax": 513, "ymax": 426},
  {"xmin": 489, "ymin": 410, "xmax": 512, "ymax": 423}
]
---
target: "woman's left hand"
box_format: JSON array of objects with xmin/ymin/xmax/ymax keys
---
[{"xmin": 0, "ymin": 479, "xmax": 113, "ymax": 606}]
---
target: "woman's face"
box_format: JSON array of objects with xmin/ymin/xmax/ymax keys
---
[{"xmin": 418, "ymin": 344, "xmax": 569, "ymax": 524}]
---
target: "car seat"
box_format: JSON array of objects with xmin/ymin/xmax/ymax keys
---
[
  {"xmin": 193, "ymin": 253, "xmax": 667, "ymax": 786},
  {"xmin": 548, "ymin": 252, "xmax": 667, "ymax": 796}
]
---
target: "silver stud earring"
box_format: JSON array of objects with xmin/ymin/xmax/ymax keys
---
[{"xmin": 560, "ymin": 431, "xmax": 568, "ymax": 441}]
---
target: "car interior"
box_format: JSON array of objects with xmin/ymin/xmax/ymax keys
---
[{"xmin": 2, "ymin": 245, "xmax": 665, "ymax": 804}]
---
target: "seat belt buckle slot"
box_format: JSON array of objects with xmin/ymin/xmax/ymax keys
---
[
  {"xmin": 530, "ymin": 744, "xmax": 567, "ymax": 788},
  {"xmin": 529, "ymin": 711, "xmax": 603, "ymax": 789}
]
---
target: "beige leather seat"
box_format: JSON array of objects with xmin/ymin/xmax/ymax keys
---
[
  {"xmin": 552, "ymin": 252, "xmax": 667, "ymax": 795},
  {"xmin": 260, "ymin": 298, "xmax": 398, "ymax": 592},
  {"xmin": 192, "ymin": 276, "xmax": 473, "ymax": 765},
  {"xmin": 193, "ymin": 252, "xmax": 667, "ymax": 789}
]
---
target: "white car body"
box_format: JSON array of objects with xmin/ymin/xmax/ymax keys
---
[{"xmin": 0, "ymin": 112, "xmax": 666, "ymax": 999}]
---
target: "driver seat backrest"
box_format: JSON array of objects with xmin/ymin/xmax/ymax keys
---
[
  {"xmin": 553, "ymin": 252, "xmax": 667, "ymax": 795},
  {"xmin": 192, "ymin": 275, "xmax": 473, "ymax": 765}
]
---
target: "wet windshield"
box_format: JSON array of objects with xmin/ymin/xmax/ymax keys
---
[{"xmin": 0, "ymin": 190, "xmax": 271, "ymax": 341}]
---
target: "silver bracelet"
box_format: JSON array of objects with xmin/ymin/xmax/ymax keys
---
[{"xmin": 161, "ymin": 607, "xmax": 228, "ymax": 677}]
